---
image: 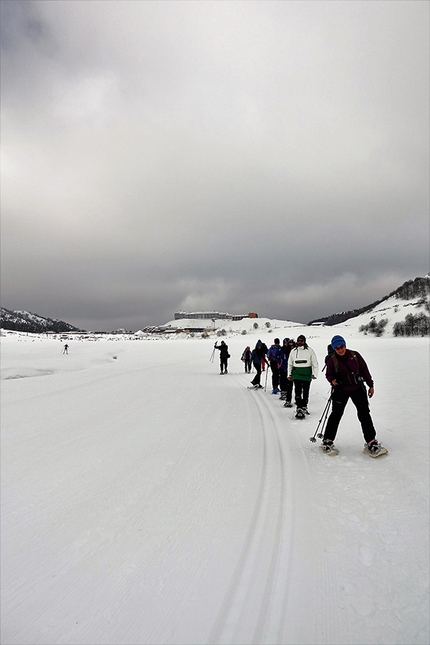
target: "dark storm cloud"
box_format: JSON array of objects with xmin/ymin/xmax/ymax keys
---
[{"xmin": 1, "ymin": 1, "xmax": 428, "ymax": 331}]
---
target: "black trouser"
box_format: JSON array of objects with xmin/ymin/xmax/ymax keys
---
[
  {"xmin": 279, "ymin": 370, "xmax": 293, "ymax": 400},
  {"xmin": 251, "ymin": 361, "xmax": 261, "ymax": 385},
  {"xmin": 244, "ymin": 358, "xmax": 252, "ymax": 372},
  {"xmin": 220, "ymin": 356, "xmax": 228, "ymax": 372},
  {"xmin": 270, "ymin": 361, "xmax": 280, "ymax": 389},
  {"xmin": 324, "ymin": 386, "xmax": 376, "ymax": 444},
  {"xmin": 293, "ymin": 379, "xmax": 311, "ymax": 408}
]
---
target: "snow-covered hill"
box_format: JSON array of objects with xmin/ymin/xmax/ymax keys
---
[
  {"xmin": 310, "ymin": 275, "xmax": 429, "ymax": 336},
  {"xmin": 0, "ymin": 307, "xmax": 80, "ymax": 334},
  {"xmin": 334, "ymin": 293, "xmax": 429, "ymax": 337}
]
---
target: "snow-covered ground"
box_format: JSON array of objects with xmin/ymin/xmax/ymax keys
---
[{"xmin": 1, "ymin": 325, "xmax": 429, "ymax": 645}]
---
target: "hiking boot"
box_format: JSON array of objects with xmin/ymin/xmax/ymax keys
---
[
  {"xmin": 279, "ymin": 391, "xmax": 287, "ymax": 400},
  {"xmin": 283, "ymin": 400, "xmax": 293, "ymax": 408},
  {"xmin": 321, "ymin": 439, "xmax": 338, "ymax": 455},
  {"xmin": 272, "ymin": 388, "xmax": 279, "ymax": 394},
  {"xmin": 365, "ymin": 439, "xmax": 381, "ymax": 454},
  {"xmin": 321, "ymin": 439, "xmax": 334, "ymax": 451}
]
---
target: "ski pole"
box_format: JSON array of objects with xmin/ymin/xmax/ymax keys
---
[
  {"xmin": 309, "ymin": 389, "xmax": 333, "ymax": 443},
  {"xmin": 210, "ymin": 347, "xmax": 216, "ymax": 363},
  {"xmin": 264, "ymin": 362, "xmax": 270, "ymax": 391}
]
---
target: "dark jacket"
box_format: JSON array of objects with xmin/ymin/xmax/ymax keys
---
[
  {"xmin": 256, "ymin": 342, "xmax": 268, "ymax": 360},
  {"xmin": 241, "ymin": 347, "xmax": 251, "ymax": 361},
  {"xmin": 215, "ymin": 342, "xmax": 229, "ymax": 358},
  {"xmin": 325, "ymin": 349, "xmax": 374, "ymax": 392}
]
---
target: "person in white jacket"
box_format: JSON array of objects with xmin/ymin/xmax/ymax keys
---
[{"xmin": 287, "ymin": 334, "xmax": 318, "ymax": 416}]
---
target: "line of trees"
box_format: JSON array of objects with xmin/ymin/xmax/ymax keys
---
[
  {"xmin": 394, "ymin": 277, "xmax": 429, "ymax": 302},
  {"xmin": 393, "ymin": 313, "xmax": 430, "ymax": 337}
]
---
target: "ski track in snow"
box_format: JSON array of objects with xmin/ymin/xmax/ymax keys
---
[
  {"xmin": 208, "ymin": 376, "xmax": 292, "ymax": 644},
  {"xmin": 1, "ymin": 334, "xmax": 429, "ymax": 645}
]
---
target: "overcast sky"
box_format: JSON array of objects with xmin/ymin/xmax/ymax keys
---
[{"xmin": 1, "ymin": 0, "xmax": 429, "ymax": 331}]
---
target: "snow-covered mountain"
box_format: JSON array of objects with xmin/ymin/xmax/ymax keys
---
[
  {"xmin": 0, "ymin": 307, "xmax": 80, "ymax": 334},
  {"xmin": 310, "ymin": 275, "xmax": 429, "ymax": 337}
]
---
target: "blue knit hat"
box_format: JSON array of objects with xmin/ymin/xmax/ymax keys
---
[{"xmin": 331, "ymin": 335, "xmax": 346, "ymax": 349}]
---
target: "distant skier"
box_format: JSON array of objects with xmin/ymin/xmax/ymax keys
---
[
  {"xmin": 288, "ymin": 335, "xmax": 318, "ymax": 418},
  {"xmin": 62, "ymin": 344, "xmax": 69, "ymax": 355},
  {"xmin": 321, "ymin": 335, "xmax": 387, "ymax": 457},
  {"xmin": 214, "ymin": 341, "xmax": 230, "ymax": 374}
]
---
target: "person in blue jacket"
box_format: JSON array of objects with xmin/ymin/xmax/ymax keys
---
[{"xmin": 267, "ymin": 338, "xmax": 282, "ymax": 393}]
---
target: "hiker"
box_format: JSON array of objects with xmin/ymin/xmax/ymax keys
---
[
  {"xmin": 214, "ymin": 341, "xmax": 230, "ymax": 374},
  {"xmin": 250, "ymin": 340, "xmax": 264, "ymax": 388},
  {"xmin": 241, "ymin": 346, "xmax": 252, "ymax": 373},
  {"xmin": 267, "ymin": 338, "xmax": 282, "ymax": 394},
  {"xmin": 279, "ymin": 338, "xmax": 294, "ymax": 405},
  {"xmin": 321, "ymin": 335, "xmax": 385, "ymax": 455},
  {"xmin": 258, "ymin": 340, "xmax": 268, "ymax": 371},
  {"xmin": 288, "ymin": 334, "xmax": 318, "ymax": 417},
  {"xmin": 62, "ymin": 344, "xmax": 69, "ymax": 355}
]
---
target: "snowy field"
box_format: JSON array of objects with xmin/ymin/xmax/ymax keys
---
[{"xmin": 1, "ymin": 327, "xmax": 429, "ymax": 645}]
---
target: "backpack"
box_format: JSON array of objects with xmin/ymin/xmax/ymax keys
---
[{"xmin": 323, "ymin": 345, "xmax": 335, "ymax": 371}]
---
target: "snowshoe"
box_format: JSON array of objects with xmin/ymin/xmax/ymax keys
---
[
  {"xmin": 320, "ymin": 440, "xmax": 339, "ymax": 456},
  {"xmin": 283, "ymin": 400, "xmax": 293, "ymax": 408},
  {"xmin": 363, "ymin": 440, "xmax": 388, "ymax": 458},
  {"xmin": 295, "ymin": 408, "xmax": 305, "ymax": 420}
]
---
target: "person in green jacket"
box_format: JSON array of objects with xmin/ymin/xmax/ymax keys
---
[{"xmin": 287, "ymin": 334, "xmax": 319, "ymax": 417}]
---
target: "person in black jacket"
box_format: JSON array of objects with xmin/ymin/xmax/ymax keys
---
[
  {"xmin": 279, "ymin": 338, "xmax": 294, "ymax": 405},
  {"xmin": 241, "ymin": 346, "xmax": 252, "ymax": 373},
  {"xmin": 214, "ymin": 341, "xmax": 230, "ymax": 374},
  {"xmin": 250, "ymin": 340, "xmax": 264, "ymax": 387}
]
